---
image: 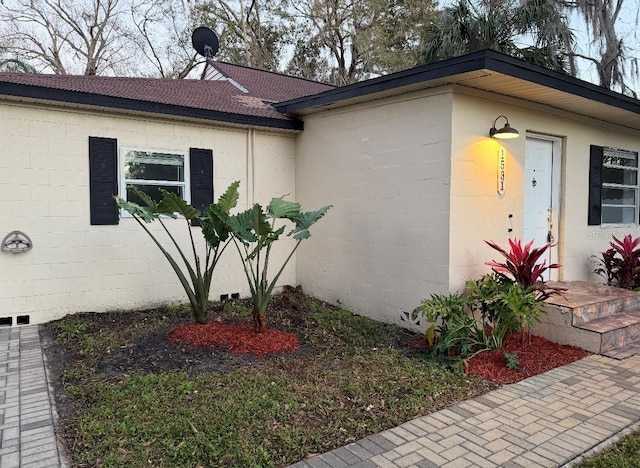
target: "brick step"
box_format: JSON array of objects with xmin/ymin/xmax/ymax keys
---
[
  {"xmin": 574, "ymin": 310, "xmax": 640, "ymax": 353},
  {"xmin": 602, "ymin": 341, "xmax": 640, "ymax": 359},
  {"xmin": 546, "ymin": 282, "xmax": 640, "ymax": 326},
  {"xmin": 571, "ymin": 296, "xmax": 640, "ymax": 326},
  {"xmin": 534, "ymin": 282, "xmax": 640, "ymax": 357}
]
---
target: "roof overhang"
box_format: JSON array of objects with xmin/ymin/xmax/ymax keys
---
[
  {"xmin": 0, "ymin": 81, "xmax": 304, "ymax": 131},
  {"xmin": 275, "ymin": 50, "xmax": 640, "ymax": 132}
]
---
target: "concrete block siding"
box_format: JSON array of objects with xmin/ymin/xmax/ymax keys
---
[
  {"xmin": 0, "ymin": 102, "xmax": 297, "ymax": 324},
  {"xmin": 295, "ymin": 89, "xmax": 454, "ymax": 327},
  {"xmin": 6, "ymin": 81, "xmax": 640, "ymax": 329},
  {"xmin": 295, "ymin": 85, "xmax": 640, "ymax": 328},
  {"xmin": 448, "ymin": 91, "xmax": 640, "ymax": 290}
]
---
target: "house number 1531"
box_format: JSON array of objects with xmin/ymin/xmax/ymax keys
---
[{"xmin": 497, "ymin": 149, "xmax": 506, "ymax": 196}]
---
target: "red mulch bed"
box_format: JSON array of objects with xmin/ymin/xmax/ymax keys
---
[
  {"xmin": 466, "ymin": 333, "xmax": 589, "ymax": 384},
  {"xmin": 167, "ymin": 322, "xmax": 300, "ymax": 358}
]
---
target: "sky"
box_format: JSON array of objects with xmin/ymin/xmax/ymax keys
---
[{"xmin": 567, "ymin": 3, "xmax": 639, "ymax": 86}]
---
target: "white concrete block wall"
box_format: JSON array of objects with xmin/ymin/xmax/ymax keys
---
[
  {"xmin": 0, "ymin": 101, "xmax": 297, "ymax": 324},
  {"xmin": 251, "ymin": 132, "xmax": 299, "ymax": 284},
  {"xmin": 449, "ymin": 91, "xmax": 640, "ymax": 290},
  {"xmin": 295, "ymin": 90, "xmax": 454, "ymax": 326}
]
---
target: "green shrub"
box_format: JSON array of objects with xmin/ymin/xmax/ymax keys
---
[
  {"xmin": 412, "ymin": 292, "xmax": 483, "ymax": 359},
  {"xmin": 413, "ymin": 273, "xmax": 547, "ymax": 366}
]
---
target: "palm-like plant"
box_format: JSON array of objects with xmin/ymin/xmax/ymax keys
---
[
  {"xmin": 116, "ymin": 181, "xmax": 240, "ymax": 324},
  {"xmin": 0, "ymin": 58, "xmax": 35, "ymax": 73},
  {"xmin": 0, "ymin": 47, "xmax": 35, "ymax": 73},
  {"xmin": 418, "ymin": 0, "xmax": 574, "ymax": 73},
  {"xmin": 227, "ymin": 197, "xmax": 331, "ymax": 333}
]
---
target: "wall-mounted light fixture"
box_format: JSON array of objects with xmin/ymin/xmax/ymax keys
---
[{"xmin": 489, "ymin": 115, "xmax": 519, "ymax": 139}]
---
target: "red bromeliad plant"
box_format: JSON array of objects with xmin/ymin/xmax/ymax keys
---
[
  {"xmin": 485, "ymin": 238, "xmax": 560, "ymax": 288},
  {"xmin": 611, "ymin": 235, "xmax": 640, "ymax": 289},
  {"xmin": 594, "ymin": 235, "xmax": 640, "ymax": 290},
  {"xmin": 592, "ymin": 248, "xmax": 617, "ymax": 286}
]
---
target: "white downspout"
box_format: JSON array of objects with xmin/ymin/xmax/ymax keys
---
[{"xmin": 246, "ymin": 128, "xmax": 255, "ymax": 207}]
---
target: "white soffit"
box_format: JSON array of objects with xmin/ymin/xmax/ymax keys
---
[{"xmin": 449, "ymin": 71, "xmax": 640, "ymax": 132}]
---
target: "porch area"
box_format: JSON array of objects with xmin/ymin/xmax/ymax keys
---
[{"xmin": 534, "ymin": 281, "xmax": 640, "ymax": 359}]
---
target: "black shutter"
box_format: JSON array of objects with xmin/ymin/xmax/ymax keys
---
[
  {"xmin": 190, "ymin": 148, "xmax": 214, "ymax": 226},
  {"xmin": 588, "ymin": 145, "xmax": 604, "ymax": 226},
  {"xmin": 89, "ymin": 137, "xmax": 119, "ymax": 225}
]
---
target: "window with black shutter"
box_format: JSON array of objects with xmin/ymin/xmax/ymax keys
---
[
  {"xmin": 589, "ymin": 145, "xmax": 639, "ymax": 225},
  {"xmin": 90, "ymin": 139, "xmax": 213, "ymax": 224}
]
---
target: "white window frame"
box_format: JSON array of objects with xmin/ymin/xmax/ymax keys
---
[
  {"xmin": 601, "ymin": 147, "xmax": 639, "ymax": 226},
  {"xmin": 119, "ymin": 147, "xmax": 190, "ymax": 215}
]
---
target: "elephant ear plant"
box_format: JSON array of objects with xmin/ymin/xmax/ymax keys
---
[
  {"xmin": 115, "ymin": 181, "xmax": 240, "ymax": 324},
  {"xmin": 227, "ymin": 196, "xmax": 331, "ymax": 333}
]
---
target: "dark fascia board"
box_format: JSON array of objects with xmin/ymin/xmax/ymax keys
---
[
  {"xmin": 274, "ymin": 51, "xmax": 488, "ymax": 113},
  {"xmin": 483, "ymin": 51, "xmax": 640, "ymax": 114},
  {"xmin": 0, "ymin": 81, "xmax": 304, "ymax": 131},
  {"xmin": 275, "ymin": 49, "xmax": 640, "ymax": 116}
]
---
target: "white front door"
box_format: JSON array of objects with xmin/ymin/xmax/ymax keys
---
[{"xmin": 524, "ymin": 137, "xmax": 555, "ymax": 280}]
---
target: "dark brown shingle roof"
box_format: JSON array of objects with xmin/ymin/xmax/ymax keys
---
[{"xmin": 0, "ymin": 63, "xmax": 333, "ymax": 129}]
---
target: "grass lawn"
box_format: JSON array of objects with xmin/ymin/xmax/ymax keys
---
[
  {"xmin": 576, "ymin": 428, "xmax": 640, "ymax": 468},
  {"xmin": 43, "ymin": 288, "xmax": 494, "ymax": 467}
]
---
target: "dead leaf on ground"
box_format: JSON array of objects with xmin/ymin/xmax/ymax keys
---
[{"xmin": 118, "ymin": 447, "xmax": 131, "ymax": 457}]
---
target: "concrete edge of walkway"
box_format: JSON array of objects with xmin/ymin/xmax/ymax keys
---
[
  {"xmin": 561, "ymin": 419, "xmax": 640, "ymax": 467},
  {"xmin": 39, "ymin": 326, "xmax": 70, "ymax": 468}
]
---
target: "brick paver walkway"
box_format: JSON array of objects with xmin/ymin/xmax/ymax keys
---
[
  {"xmin": 0, "ymin": 326, "xmax": 66, "ymax": 468},
  {"xmin": 292, "ymin": 354, "xmax": 640, "ymax": 468}
]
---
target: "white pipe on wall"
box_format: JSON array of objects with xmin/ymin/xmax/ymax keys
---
[{"xmin": 246, "ymin": 128, "xmax": 256, "ymax": 207}]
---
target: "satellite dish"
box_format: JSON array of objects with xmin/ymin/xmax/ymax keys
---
[
  {"xmin": 193, "ymin": 26, "xmax": 249, "ymax": 94},
  {"xmin": 192, "ymin": 27, "xmax": 219, "ymax": 59}
]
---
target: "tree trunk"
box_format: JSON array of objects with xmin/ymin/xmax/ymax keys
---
[
  {"xmin": 254, "ymin": 313, "xmax": 266, "ymax": 333},
  {"xmin": 252, "ymin": 303, "xmax": 267, "ymax": 333},
  {"xmin": 193, "ymin": 305, "xmax": 208, "ymax": 324}
]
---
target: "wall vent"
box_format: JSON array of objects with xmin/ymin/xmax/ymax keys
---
[
  {"xmin": 17, "ymin": 315, "xmax": 30, "ymax": 325},
  {"xmin": 400, "ymin": 310, "xmax": 421, "ymax": 326}
]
